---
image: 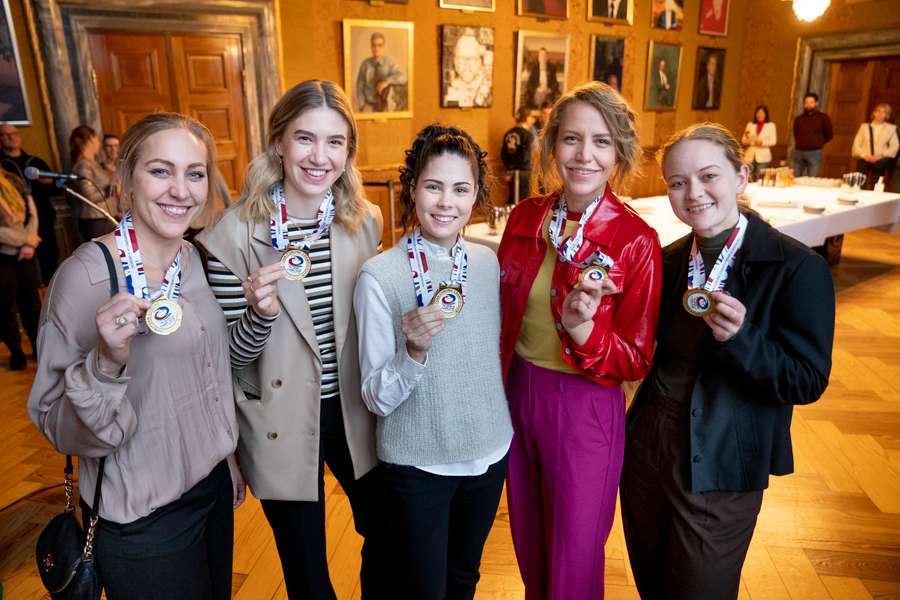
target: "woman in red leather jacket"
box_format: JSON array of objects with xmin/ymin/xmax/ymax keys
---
[{"xmin": 497, "ymin": 81, "xmax": 662, "ymax": 599}]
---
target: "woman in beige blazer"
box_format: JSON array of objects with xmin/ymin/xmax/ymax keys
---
[
  {"xmin": 196, "ymin": 80, "xmax": 383, "ymax": 600},
  {"xmin": 741, "ymin": 105, "xmax": 777, "ymax": 181}
]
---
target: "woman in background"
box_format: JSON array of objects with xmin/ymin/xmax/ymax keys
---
[
  {"xmin": 741, "ymin": 105, "xmax": 777, "ymax": 181},
  {"xmin": 70, "ymin": 125, "xmax": 120, "ymax": 240}
]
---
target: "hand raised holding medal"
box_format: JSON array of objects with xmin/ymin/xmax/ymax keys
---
[
  {"xmin": 243, "ymin": 262, "xmax": 284, "ymax": 318},
  {"xmin": 96, "ymin": 290, "xmax": 151, "ymax": 377}
]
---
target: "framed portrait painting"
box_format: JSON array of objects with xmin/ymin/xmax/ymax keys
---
[
  {"xmin": 590, "ymin": 35, "xmax": 624, "ymax": 93},
  {"xmin": 515, "ymin": 30, "xmax": 569, "ymax": 113},
  {"xmin": 439, "ymin": 0, "xmax": 495, "ymax": 11},
  {"xmin": 644, "ymin": 41, "xmax": 681, "ymax": 111},
  {"xmin": 587, "ymin": 0, "xmax": 633, "ymax": 24},
  {"xmin": 342, "ymin": 19, "xmax": 414, "ymax": 120},
  {"xmin": 0, "ymin": 0, "xmax": 31, "ymax": 124},
  {"xmin": 517, "ymin": 0, "xmax": 568, "ymax": 19},
  {"xmin": 691, "ymin": 46, "xmax": 725, "ymax": 110},
  {"xmin": 441, "ymin": 25, "xmax": 494, "ymax": 108},
  {"xmin": 651, "ymin": 0, "xmax": 684, "ymax": 31},
  {"xmin": 699, "ymin": 0, "xmax": 729, "ymax": 36}
]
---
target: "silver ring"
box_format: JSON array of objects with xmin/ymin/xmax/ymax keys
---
[{"xmin": 114, "ymin": 314, "xmax": 129, "ymax": 328}]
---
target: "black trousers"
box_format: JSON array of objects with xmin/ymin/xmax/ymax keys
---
[
  {"xmin": 260, "ymin": 398, "xmax": 381, "ymax": 600},
  {"xmin": 83, "ymin": 460, "xmax": 233, "ymax": 600},
  {"xmin": 380, "ymin": 453, "xmax": 508, "ymax": 600},
  {"xmin": 0, "ymin": 254, "xmax": 41, "ymax": 359},
  {"xmin": 620, "ymin": 394, "xmax": 763, "ymax": 600}
]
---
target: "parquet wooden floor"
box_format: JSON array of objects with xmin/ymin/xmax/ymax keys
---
[{"xmin": 2, "ymin": 227, "xmax": 899, "ymax": 599}]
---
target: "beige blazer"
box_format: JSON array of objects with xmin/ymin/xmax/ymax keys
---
[{"xmin": 196, "ymin": 200, "xmax": 383, "ymax": 501}]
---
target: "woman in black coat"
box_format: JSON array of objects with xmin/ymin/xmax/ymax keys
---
[{"xmin": 620, "ymin": 123, "xmax": 835, "ymax": 600}]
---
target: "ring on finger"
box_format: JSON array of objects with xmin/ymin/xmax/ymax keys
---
[{"xmin": 114, "ymin": 314, "xmax": 129, "ymax": 329}]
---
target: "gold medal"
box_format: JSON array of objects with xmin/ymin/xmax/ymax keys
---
[
  {"xmin": 431, "ymin": 284, "xmax": 464, "ymax": 318},
  {"xmin": 682, "ymin": 288, "xmax": 715, "ymax": 317},
  {"xmin": 281, "ymin": 248, "xmax": 311, "ymax": 281},
  {"xmin": 580, "ymin": 264, "xmax": 609, "ymax": 285},
  {"xmin": 145, "ymin": 297, "xmax": 183, "ymax": 335}
]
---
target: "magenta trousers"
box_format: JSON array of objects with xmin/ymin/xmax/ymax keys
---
[{"xmin": 506, "ymin": 354, "xmax": 626, "ymax": 600}]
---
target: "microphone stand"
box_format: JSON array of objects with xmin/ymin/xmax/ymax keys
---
[{"xmin": 62, "ymin": 184, "xmax": 117, "ymax": 226}]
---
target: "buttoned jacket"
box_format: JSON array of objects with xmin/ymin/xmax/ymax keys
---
[
  {"xmin": 197, "ymin": 200, "xmax": 382, "ymax": 501},
  {"xmin": 497, "ymin": 189, "xmax": 662, "ymax": 386}
]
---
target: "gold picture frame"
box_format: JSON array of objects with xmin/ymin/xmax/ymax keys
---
[
  {"xmin": 342, "ymin": 19, "xmax": 414, "ymax": 120},
  {"xmin": 586, "ymin": 0, "xmax": 634, "ymax": 25},
  {"xmin": 517, "ymin": 0, "xmax": 569, "ymax": 20},
  {"xmin": 644, "ymin": 41, "xmax": 682, "ymax": 112},
  {"xmin": 439, "ymin": 0, "xmax": 496, "ymax": 12}
]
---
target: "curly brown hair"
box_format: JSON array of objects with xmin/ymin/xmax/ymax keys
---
[{"xmin": 398, "ymin": 124, "xmax": 491, "ymax": 233}]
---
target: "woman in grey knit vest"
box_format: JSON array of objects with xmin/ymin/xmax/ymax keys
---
[{"xmin": 354, "ymin": 124, "xmax": 513, "ymax": 599}]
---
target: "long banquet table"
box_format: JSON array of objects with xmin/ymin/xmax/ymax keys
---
[{"xmin": 465, "ymin": 184, "xmax": 900, "ymax": 250}]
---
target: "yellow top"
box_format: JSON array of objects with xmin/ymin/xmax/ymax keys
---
[{"xmin": 514, "ymin": 214, "xmax": 580, "ymax": 373}]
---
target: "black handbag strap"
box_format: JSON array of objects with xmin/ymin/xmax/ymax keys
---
[{"xmin": 869, "ymin": 123, "xmax": 875, "ymax": 156}]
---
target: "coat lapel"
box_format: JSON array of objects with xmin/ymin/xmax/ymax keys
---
[
  {"xmin": 251, "ymin": 220, "xmax": 320, "ymax": 361},
  {"xmin": 329, "ymin": 222, "xmax": 354, "ymax": 366}
]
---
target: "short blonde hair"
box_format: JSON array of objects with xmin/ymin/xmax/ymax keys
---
[
  {"xmin": 118, "ymin": 112, "xmax": 225, "ymax": 227},
  {"xmin": 531, "ymin": 81, "xmax": 641, "ymax": 195},
  {"xmin": 657, "ymin": 122, "xmax": 744, "ymax": 177},
  {"xmin": 237, "ymin": 80, "xmax": 366, "ymax": 231}
]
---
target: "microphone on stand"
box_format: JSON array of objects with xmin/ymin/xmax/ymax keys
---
[{"xmin": 24, "ymin": 166, "xmax": 84, "ymax": 182}]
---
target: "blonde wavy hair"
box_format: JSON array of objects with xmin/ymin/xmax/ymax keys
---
[
  {"xmin": 657, "ymin": 122, "xmax": 744, "ymax": 176},
  {"xmin": 530, "ymin": 81, "xmax": 641, "ymax": 196},
  {"xmin": 118, "ymin": 112, "xmax": 227, "ymax": 228},
  {"xmin": 238, "ymin": 80, "xmax": 367, "ymax": 231}
]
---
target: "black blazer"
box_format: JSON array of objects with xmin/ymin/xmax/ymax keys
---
[{"xmin": 627, "ymin": 214, "xmax": 835, "ymax": 492}]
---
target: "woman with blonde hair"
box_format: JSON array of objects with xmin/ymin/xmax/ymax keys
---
[
  {"xmin": 851, "ymin": 102, "xmax": 898, "ymax": 189},
  {"xmin": 29, "ymin": 112, "xmax": 240, "ymax": 599},
  {"xmin": 620, "ymin": 123, "xmax": 834, "ymax": 599},
  {"xmin": 70, "ymin": 125, "xmax": 120, "ymax": 240},
  {"xmin": 0, "ymin": 170, "xmax": 41, "ymax": 369},
  {"xmin": 197, "ymin": 79, "xmax": 383, "ymax": 599},
  {"xmin": 498, "ymin": 81, "xmax": 662, "ymax": 599}
]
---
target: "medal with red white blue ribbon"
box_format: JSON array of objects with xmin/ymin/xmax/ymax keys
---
[
  {"xmin": 682, "ymin": 213, "xmax": 748, "ymax": 317},
  {"xmin": 114, "ymin": 211, "xmax": 183, "ymax": 335},
  {"xmin": 548, "ymin": 194, "xmax": 616, "ymax": 284},
  {"xmin": 270, "ymin": 184, "xmax": 335, "ymax": 281},
  {"xmin": 406, "ymin": 227, "xmax": 468, "ymax": 318}
]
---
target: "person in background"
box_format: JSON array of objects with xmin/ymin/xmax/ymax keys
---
[
  {"xmin": 70, "ymin": 125, "xmax": 120, "ymax": 240},
  {"xmin": 531, "ymin": 100, "xmax": 553, "ymax": 138},
  {"xmin": 29, "ymin": 112, "xmax": 241, "ymax": 599},
  {"xmin": 355, "ymin": 123, "xmax": 512, "ymax": 600},
  {"xmin": 0, "ymin": 123, "xmax": 59, "ymax": 283},
  {"xmin": 498, "ymin": 81, "xmax": 662, "ymax": 599},
  {"xmin": 621, "ymin": 123, "xmax": 834, "ymax": 600},
  {"xmin": 101, "ymin": 133, "xmax": 124, "ymax": 215},
  {"xmin": 197, "ymin": 80, "xmax": 384, "ymax": 600},
  {"xmin": 792, "ymin": 92, "xmax": 833, "ymax": 177},
  {"xmin": 851, "ymin": 102, "xmax": 898, "ymax": 190},
  {"xmin": 501, "ymin": 106, "xmax": 535, "ymax": 204},
  {"xmin": 0, "ymin": 170, "xmax": 41, "ymax": 370},
  {"xmin": 742, "ymin": 105, "xmax": 777, "ymax": 181}
]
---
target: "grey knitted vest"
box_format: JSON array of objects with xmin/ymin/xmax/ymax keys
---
[{"xmin": 360, "ymin": 240, "xmax": 513, "ymax": 466}]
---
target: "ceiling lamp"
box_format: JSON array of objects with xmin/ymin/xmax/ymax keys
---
[{"xmin": 792, "ymin": 0, "xmax": 830, "ymax": 21}]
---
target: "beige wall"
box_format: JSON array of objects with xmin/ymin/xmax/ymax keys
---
[
  {"xmin": 279, "ymin": 0, "xmax": 752, "ymax": 174},
  {"xmin": 6, "ymin": 0, "xmax": 56, "ymax": 168},
  {"xmin": 737, "ymin": 0, "xmax": 900, "ymax": 155}
]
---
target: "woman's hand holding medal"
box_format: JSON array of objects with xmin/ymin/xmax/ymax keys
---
[
  {"xmin": 243, "ymin": 263, "xmax": 284, "ymax": 318},
  {"xmin": 702, "ymin": 291, "xmax": 746, "ymax": 342},
  {"xmin": 402, "ymin": 304, "xmax": 445, "ymax": 364},
  {"xmin": 96, "ymin": 291, "xmax": 151, "ymax": 377},
  {"xmin": 561, "ymin": 276, "xmax": 618, "ymax": 346}
]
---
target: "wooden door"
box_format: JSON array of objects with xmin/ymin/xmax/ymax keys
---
[
  {"xmin": 867, "ymin": 56, "xmax": 900, "ymax": 123},
  {"xmin": 821, "ymin": 59, "xmax": 873, "ymax": 178},
  {"xmin": 89, "ymin": 31, "xmax": 249, "ymax": 198}
]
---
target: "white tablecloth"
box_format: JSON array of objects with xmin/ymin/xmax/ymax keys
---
[{"xmin": 465, "ymin": 185, "xmax": 900, "ymax": 250}]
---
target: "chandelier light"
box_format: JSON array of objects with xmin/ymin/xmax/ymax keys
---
[{"xmin": 792, "ymin": 0, "xmax": 831, "ymax": 21}]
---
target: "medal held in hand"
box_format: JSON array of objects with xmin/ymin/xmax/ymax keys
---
[
  {"xmin": 550, "ymin": 194, "xmax": 616, "ymax": 287},
  {"xmin": 270, "ymin": 184, "xmax": 334, "ymax": 281},
  {"xmin": 407, "ymin": 227, "xmax": 468, "ymax": 319},
  {"xmin": 683, "ymin": 213, "xmax": 748, "ymax": 317},
  {"xmin": 114, "ymin": 212, "xmax": 184, "ymax": 335}
]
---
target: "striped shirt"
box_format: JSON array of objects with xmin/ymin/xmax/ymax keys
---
[{"xmin": 206, "ymin": 217, "xmax": 340, "ymax": 401}]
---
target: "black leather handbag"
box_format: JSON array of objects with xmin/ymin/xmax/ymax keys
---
[
  {"xmin": 35, "ymin": 455, "xmax": 106, "ymax": 600},
  {"xmin": 35, "ymin": 240, "xmax": 118, "ymax": 599}
]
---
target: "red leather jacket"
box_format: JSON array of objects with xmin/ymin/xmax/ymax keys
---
[{"xmin": 497, "ymin": 189, "xmax": 663, "ymax": 386}]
